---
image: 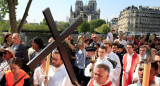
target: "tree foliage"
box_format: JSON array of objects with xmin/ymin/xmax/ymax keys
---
[
  {"xmin": 22, "ymin": 23, "xmax": 49, "ymax": 31},
  {"xmin": 78, "ymin": 20, "xmax": 90, "ymax": 33},
  {"xmin": 0, "ymin": 0, "xmax": 18, "ymax": 18},
  {"xmin": 42, "ymin": 18, "xmax": 47, "ymax": 25},
  {"xmin": 89, "ymin": 19, "xmax": 106, "ymax": 32},
  {"xmin": 0, "ymin": 0, "xmax": 32, "ymax": 33},
  {"xmin": 57, "ymin": 21, "xmax": 70, "ymax": 31},
  {"xmin": 94, "ymin": 24, "xmax": 110, "ymax": 34}
]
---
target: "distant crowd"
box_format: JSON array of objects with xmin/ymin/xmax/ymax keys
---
[{"xmin": 0, "ymin": 29, "xmax": 160, "ymax": 86}]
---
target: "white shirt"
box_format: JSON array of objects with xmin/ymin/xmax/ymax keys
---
[
  {"xmin": 106, "ymin": 51, "xmax": 122, "ymax": 86},
  {"xmin": 33, "ymin": 65, "xmax": 52, "ymax": 86},
  {"xmin": 0, "ymin": 60, "xmax": 9, "ymax": 81},
  {"xmin": 128, "ymin": 81, "xmax": 157, "ymax": 86},
  {"xmin": 106, "ymin": 32, "xmax": 113, "ymax": 42},
  {"xmin": 126, "ymin": 53, "xmax": 134, "ymax": 74},
  {"xmin": 132, "ymin": 55, "xmax": 142, "ymax": 82},
  {"xmin": 114, "ymin": 39, "xmax": 127, "ymax": 47},
  {"xmin": 84, "ymin": 56, "xmax": 113, "ymax": 79},
  {"xmin": 122, "ymin": 53, "xmax": 134, "ymax": 86},
  {"xmin": 47, "ymin": 64, "xmax": 74, "ymax": 86},
  {"xmin": 155, "ymin": 76, "xmax": 160, "ymax": 85}
]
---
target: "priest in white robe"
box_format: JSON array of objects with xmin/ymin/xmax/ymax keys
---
[
  {"xmin": 85, "ymin": 46, "xmax": 113, "ymax": 80},
  {"xmin": 103, "ymin": 40, "xmax": 121, "ymax": 86},
  {"xmin": 43, "ymin": 50, "xmax": 74, "ymax": 86}
]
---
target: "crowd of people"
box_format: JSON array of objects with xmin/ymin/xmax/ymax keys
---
[{"xmin": 0, "ymin": 30, "xmax": 159, "ymax": 86}]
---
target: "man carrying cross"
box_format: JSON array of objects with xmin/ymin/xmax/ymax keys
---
[
  {"xmin": 43, "ymin": 50, "xmax": 74, "ymax": 86},
  {"xmin": 27, "ymin": 8, "xmax": 83, "ymax": 85}
]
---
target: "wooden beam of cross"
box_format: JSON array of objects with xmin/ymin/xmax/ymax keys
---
[{"xmin": 27, "ymin": 8, "xmax": 83, "ymax": 84}]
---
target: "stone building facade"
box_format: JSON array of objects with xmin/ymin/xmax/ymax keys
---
[
  {"xmin": 109, "ymin": 18, "xmax": 118, "ymax": 33},
  {"xmin": 69, "ymin": 0, "xmax": 100, "ymax": 24},
  {"xmin": 118, "ymin": 5, "xmax": 160, "ymax": 34}
]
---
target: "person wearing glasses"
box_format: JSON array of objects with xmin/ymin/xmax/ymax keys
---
[
  {"xmin": 43, "ymin": 50, "xmax": 74, "ymax": 86},
  {"xmin": 11, "ymin": 33, "xmax": 29, "ymax": 73}
]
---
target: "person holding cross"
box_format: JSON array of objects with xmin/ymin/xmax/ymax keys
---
[{"xmin": 43, "ymin": 50, "xmax": 74, "ymax": 86}]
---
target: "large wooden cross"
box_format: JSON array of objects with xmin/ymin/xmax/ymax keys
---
[{"xmin": 27, "ymin": 8, "xmax": 83, "ymax": 84}]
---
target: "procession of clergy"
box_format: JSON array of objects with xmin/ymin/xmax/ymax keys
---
[{"xmin": 0, "ymin": 30, "xmax": 160, "ymax": 86}]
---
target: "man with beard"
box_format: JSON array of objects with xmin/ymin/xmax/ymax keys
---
[{"xmin": 43, "ymin": 50, "xmax": 73, "ymax": 86}]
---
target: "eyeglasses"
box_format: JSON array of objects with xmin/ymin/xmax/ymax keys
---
[{"xmin": 12, "ymin": 37, "xmax": 17, "ymax": 39}]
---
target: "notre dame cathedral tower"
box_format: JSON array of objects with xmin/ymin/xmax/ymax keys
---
[{"xmin": 69, "ymin": 0, "xmax": 100, "ymax": 24}]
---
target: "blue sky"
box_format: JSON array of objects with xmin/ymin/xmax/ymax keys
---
[{"xmin": 5, "ymin": 0, "xmax": 160, "ymax": 23}]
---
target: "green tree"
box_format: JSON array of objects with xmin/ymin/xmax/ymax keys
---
[
  {"xmin": 22, "ymin": 23, "xmax": 49, "ymax": 31},
  {"xmin": 57, "ymin": 21, "xmax": 70, "ymax": 31},
  {"xmin": 0, "ymin": 0, "xmax": 33, "ymax": 33},
  {"xmin": 89, "ymin": 19, "xmax": 106, "ymax": 32},
  {"xmin": 42, "ymin": 18, "xmax": 47, "ymax": 25},
  {"xmin": 78, "ymin": 20, "xmax": 90, "ymax": 33},
  {"xmin": 94, "ymin": 24, "xmax": 110, "ymax": 34}
]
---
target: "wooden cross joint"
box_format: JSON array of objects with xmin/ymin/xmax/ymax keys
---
[{"xmin": 27, "ymin": 8, "xmax": 83, "ymax": 84}]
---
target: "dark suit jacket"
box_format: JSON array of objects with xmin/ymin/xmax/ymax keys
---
[{"xmin": 12, "ymin": 43, "xmax": 28, "ymax": 64}]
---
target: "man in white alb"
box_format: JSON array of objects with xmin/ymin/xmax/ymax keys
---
[
  {"xmin": 103, "ymin": 40, "xmax": 121, "ymax": 86},
  {"xmin": 43, "ymin": 50, "xmax": 73, "ymax": 86},
  {"xmin": 85, "ymin": 46, "xmax": 113, "ymax": 80}
]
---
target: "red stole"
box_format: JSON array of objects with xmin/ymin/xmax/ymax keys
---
[
  {"xmin": 88, "ymin": 78, "xmax": 112, "ymax": 86},
  {"xmin": 123, "ymin": 52, "xmax": 139, "ymax": 86}
]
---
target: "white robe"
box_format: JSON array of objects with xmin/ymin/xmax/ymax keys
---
[
  {"xmin": 114, "ymin": 39, "xmax": 127, "ymax": 47},
  {"xmin": 84, "ymin": 56, "xmax": 113, "ymax": 79},
  {"xmin": 33, "ymin": 65, "xmax": 52, "ymax": 86},
  {"xmin": 0, "ymin": 60, "xmax": 9, "ymax": 81},
  {"xmin": 106, "ymin": 51, "xmax": 121, "ymax": 86},
  {"xmin": 155, "ymin": 76, "xmax": 160, "ymax": 85},
  {"xmin": 47, "ymin": 64, "xmax": 74, "ymax": 86},
  {"xmin": 132, "ymin": 55, "xmax": 142, "ymax": 82},
  {"xmin": 128, "ymin": 81, "xmax": 157, "ymax": 86},
  {"xmin": 106, "ymin": 32, "xmax": 114, "ymax": 42}
]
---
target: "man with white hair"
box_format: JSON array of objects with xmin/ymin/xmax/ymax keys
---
[
  {"xmin": 11, "ymin": 33, "xmax": 28, "ymax": 72},
  {"xmin": 114, "ymin": 31, "xmax": 127, "ymax": 47},
  {"xmin": 106, "ymin": 29, "xmax": 115, "ymax": 42},
  {"xmin": 87, "ymin": 63, "xmax": 115, "ymax": 86},
  {"xmin": 127, "ymin": 35, "xmax": 134, "ymax": 44}
]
